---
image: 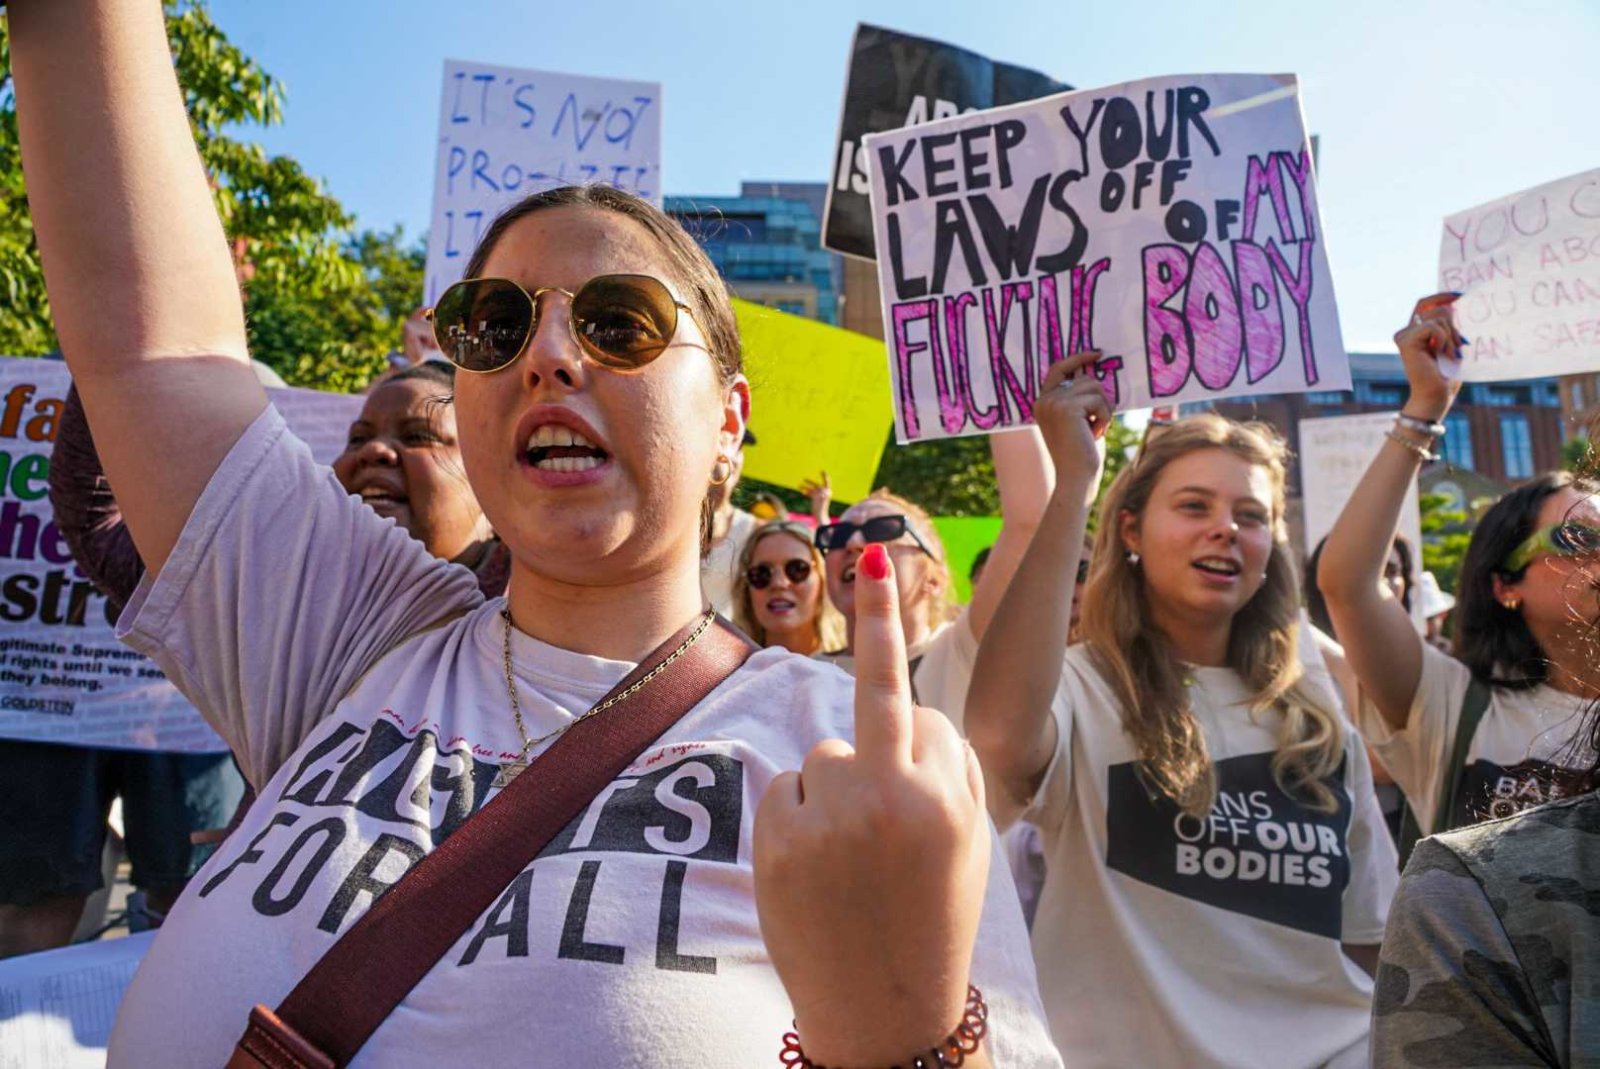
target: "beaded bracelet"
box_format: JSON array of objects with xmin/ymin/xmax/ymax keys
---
[
  {"xmin": 779, "ymin": 985, "xmax": 988, "ymax": 1069},
  {"xmin": 1395, "ymin": 413, "xmax": 1448, "ymax": 438},
  {"xmin": 1385, "ymin": 429, "xmax": 1437, "ymax": 463}
]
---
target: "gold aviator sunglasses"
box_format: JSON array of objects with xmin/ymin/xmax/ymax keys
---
[{"xmin": 425, "ymin": 274, "xmax": 699, "ymax": 374}]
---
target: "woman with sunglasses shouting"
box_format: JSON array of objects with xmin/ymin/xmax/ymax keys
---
[
  {"xmin": 1320, "ymin": 294, "xmax": 1600, "ymax": 855},
  {"xmin": 8, "ymin": 4, "xmax": 1058, "ymax": 1066},
  {"xmin": 967, "ymin": 354, "xmax": 1398, "ymax": 1068},
  {"xmin": 732, "ymin": 520, "xmax": 845, "ymax": 655},
  {"xmin": 815, "ymin": 433, "xmax": 1053, "ymax": 731}
]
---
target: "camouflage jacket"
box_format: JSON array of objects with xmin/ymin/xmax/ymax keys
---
[{"xmin": 1372, "ymin": 791, "xmax": 1600, "ymax": 1067}]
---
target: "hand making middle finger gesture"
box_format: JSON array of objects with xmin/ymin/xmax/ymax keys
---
[{"xmin": 753, "ymin": 542, "xmax": 992, "ymax": 1068}]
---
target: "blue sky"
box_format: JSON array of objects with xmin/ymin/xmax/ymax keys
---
[{"xmin": 215, "ymin": 0, "xmax": 1598, "ymax": 352}]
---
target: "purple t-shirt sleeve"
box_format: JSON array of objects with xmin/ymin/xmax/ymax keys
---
[
  {"xmin": 47, "ymin": 384, "xmax": 145, "ymax": 618},
  {"xmin": 117, "ymin": 404, "xmax": 483, "ymax": 786}
]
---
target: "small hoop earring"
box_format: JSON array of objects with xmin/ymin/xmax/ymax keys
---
[
  {"xmin": 1126, "ymin": 551, "xmax": 1141, "ymax": 566},
  {"xmin": 710, "ymin": 454, "xmax": 732, "ymax": 486}
]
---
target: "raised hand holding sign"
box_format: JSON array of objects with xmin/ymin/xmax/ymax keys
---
[
  {"xmin": 1035, "ymin": 351, "xmax": 1113, "ymax": 491},
  {"xmin": 1392, "ymin": 292, "xmax": 1466, "ymax": 420},
  {"xmin": 753, "ymin": 542, "xmax": 992, "ymax": 1067}
]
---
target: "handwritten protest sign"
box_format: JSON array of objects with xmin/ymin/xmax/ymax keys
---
[
  {"xmin": 1298, "ymin": 412, "xmax": 1423, "ymax": 624},
  {"xmin": 736, "ymin": 299, "xmax": 890, "ymax": 503},
  {"xmin": 865, "ymin": 73, "xmax": 1349, "ymax": 444},
  {"xmin": 0, "ymin": 358, "xmax": 361, "ymax": 752},
  {"xmin": 423, "ymin": 59, "xmax": 662, "ymax": 304},
  {"xmin": 1439, "ymin": 167, "xmax": 1600, "ymax": 381},
  {"xmin": 823, "ymin": 24, "xmax": 1067, "ymax": 261}
]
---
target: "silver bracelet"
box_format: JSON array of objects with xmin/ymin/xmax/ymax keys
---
[
  {"xmin": 1395, "ymin": 413, "xmax": 1447, "ymax": 439},
  {"xmin": 1385, "ymin": 429, "xmax": 1437, "ymax": 463}
]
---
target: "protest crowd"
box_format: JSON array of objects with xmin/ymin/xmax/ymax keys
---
[{"xmin": 0, "ymin": 2, "xmax": 1597, "ymax": 1068}]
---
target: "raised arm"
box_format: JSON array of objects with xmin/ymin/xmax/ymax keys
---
[
  {"xmin": 963, "ymin": 407, "xmax": 1057, "ymax": 642},
  {"xmin": 1318, "ymin": 294, "xmax": 1463, "ymax": 730},
  {"xmin": 11, "ymin": 0, "xmax": 266, "ymax": 576},
  {"xmin": 966, "ymin": 354, "xmax": 1107, "ymax": 824}
]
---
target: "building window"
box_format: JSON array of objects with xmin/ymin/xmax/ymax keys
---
[
  {"xmin": 1355, "ymin": 382, "xmax": 1405, "ymax": 406},
  {"xmin": 1571, "ymin": 381, "xmax": 1586, "ymax": 409},
  {"xmin": 1475, "ymin": 384, "xmax": 1526, "ymax": 407},
  {"xmin": 1304, "ymin": 391, "xmax": 1347, "ymax": 406},
  {"xmin": 1440, "ymin": 412, "xmax": 1474, "ymax": 470},
  {"xmin": 1500, "ymin": 413, "xmax": 1533, "ymax": 480}
]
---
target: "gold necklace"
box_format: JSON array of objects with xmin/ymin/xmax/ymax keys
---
[{"xmin": 493, "ymin": 608, "xmax": 716, "ymax": 789}]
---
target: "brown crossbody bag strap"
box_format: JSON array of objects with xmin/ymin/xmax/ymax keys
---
[{"xmin": 227, "ymin": 615, "xmax": 756, "ymax": 1069}]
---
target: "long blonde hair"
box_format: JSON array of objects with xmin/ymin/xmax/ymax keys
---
[
  {"xmin": 1081, "ymin": 414, "xmax": 1345, "ymax": 818},
  {"xmin": 732, "ymin": 521, "xmax": 846, "ymax": 653}
]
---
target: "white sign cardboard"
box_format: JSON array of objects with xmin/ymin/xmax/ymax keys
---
[
  {"xmin": 1299, "ymin": 410, "xmax": 1425, "ymax": 626},
  {"xmin": 0, "ymin": 358, "xmax": 361, "ymax": 752},
  {"xmin": 865, "ymin": 72, "xmax": 1349, "ymax": 444},
  {"xmin": 423, "ymin": 59, "xmax": 663, "ymax": 305},
  {"xmin": 0, "ymin": 932, "xmax": 153, "ymax": 1069},
  {"xmin": 1439, "ymin": 167, "xmax": 1600, "ymax": 381}
]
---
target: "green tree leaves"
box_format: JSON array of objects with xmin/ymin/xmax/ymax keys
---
[{"xmin": 0, "ymin": 2, "xmax": 416, "ymax": 388}]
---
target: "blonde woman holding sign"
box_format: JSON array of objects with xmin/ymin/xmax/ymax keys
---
[
  {"xmin": 967, "ymin": 354, "xmax": 1397, "ymax": 1068},
  {"xmin": 8, "ymin": 2, "xmax": 1058, "ymax": 1065}
]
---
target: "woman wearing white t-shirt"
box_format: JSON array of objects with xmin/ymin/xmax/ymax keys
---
[
  {"xmin": 8, "ymin": 5, "xmax": 1060, "ymax": 1066},
  {"xmin": 968, "ymin": 354, "xmax": 1397, "ymax": 1068},
  {"xmin": 817, "ymin": 427, "xmax": 1053, "ymax": 728},
  {"xmin": 1320, "ymin": 293, "xmax": 1600, "ymax": 841}
]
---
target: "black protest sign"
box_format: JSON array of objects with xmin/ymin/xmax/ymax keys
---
[{"xmin": 822, "ymin": 24, "xmax": 1067, "ymax": 261}]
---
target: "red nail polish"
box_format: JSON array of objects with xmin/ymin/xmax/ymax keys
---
[{"xmin": 860, "ymin": 543, "xmax": 890, "ymax": 581}]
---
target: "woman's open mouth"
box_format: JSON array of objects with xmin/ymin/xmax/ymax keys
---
[
  {"xmin": 1192, "ymin": 556, "xmax": 1242, "ymax": 584},
  {"xmin": 358, "ymin": 485, "xmax": 408, "ymax": 518},
  {"xmin": 523, "ymin": 424, "xmax": 610, "ymax": 473},
  {"xmin": 517, "ymin": 420, "xmax": 614, "ymax": 486}
]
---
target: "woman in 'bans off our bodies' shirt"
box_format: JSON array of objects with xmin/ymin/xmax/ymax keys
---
[
  {"xmin": 7, "ymin": 2, "xmax": 1059, "ymax": 1065},
  {"xmin": 967, "ymin": 354, "xmax": 1397, "ymax": 1068}
]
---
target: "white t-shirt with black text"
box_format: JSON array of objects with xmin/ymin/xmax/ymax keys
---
[
  {"xmin": 1024, "ymin": 646, "xmax": 1398, "ymax": 1069},
  {"xmin": 1359, "ymin": 641, "xmax": 1594, "ymax": 832},
  {"xmin": 106, "ymin": 407, "xmax": 1061, "ymax": 1068}
]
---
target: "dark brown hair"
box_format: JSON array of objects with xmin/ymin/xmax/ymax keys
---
[
  {"xmin": 1304, "ymin": 532, "xmax": 1414, "ymax": 633},
  {"xmin": 464, "ymin": 185, "xmax": 742, "ymax": 384},
  {"xmin": 385, "ymin": 361, "xmax": 456, "ymax": 389},
  {"xmin": 1453, "ymin": 471, "xmax": 1595, "ymax": 689}
]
